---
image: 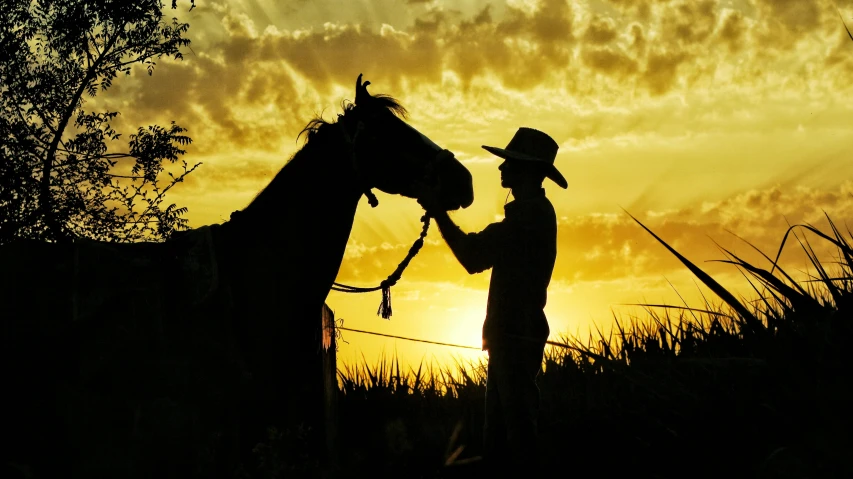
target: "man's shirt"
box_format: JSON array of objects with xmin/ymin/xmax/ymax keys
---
[{"xmin": 435, "ymin": 188, "xmax": 557, "ymax": 350}]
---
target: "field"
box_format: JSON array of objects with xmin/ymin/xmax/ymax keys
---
[
  {"xmin": 248, "ymin": 214, "xmax": 853, "ymax": 478},
  {"xmin": 5, "ymin": 215, "xmax": 849, "ymax": 479}
]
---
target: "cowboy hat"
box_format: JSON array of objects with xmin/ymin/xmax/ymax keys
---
[{"xmin": 482, "ymin": 127, "xmax": 567, "ymax": 189}]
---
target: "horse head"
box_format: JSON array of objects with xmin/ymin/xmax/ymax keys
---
[{"xmin": 341, "ymin": 73, "xmax": 474, "ymax": 211}]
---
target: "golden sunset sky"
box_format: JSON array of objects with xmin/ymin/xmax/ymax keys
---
[{"xmin": 103, "ymin": 0, "xmax": 853, "ymax": 370}]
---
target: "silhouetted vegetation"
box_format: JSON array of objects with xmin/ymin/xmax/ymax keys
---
[
  {"xmin": 0, "ymin": 0, "xmax": 198, "ymax": 244},
  {"xmin": 244, "ymin": 214, "xmax": 853, "ymax": 478},
  {"xmin": 3, "ymin": 7, "xmax": 851, "ymax": 479},
  {"xmin": 1, "ymin": 68, "xmax": 476, "ymax": 478}
]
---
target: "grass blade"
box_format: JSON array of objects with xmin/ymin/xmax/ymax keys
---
[
  {"xmin": 839, "ymin": 8, "xmax": 853, "ymax": 43},
  {"xmin": 622, "ymin": 208, "xmax": 760, "ymax": 326},
  {"xmin": 618, "ymin": 303, "xmax": 733, "ymax": 318}
]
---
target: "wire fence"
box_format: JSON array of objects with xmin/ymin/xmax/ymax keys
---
[
  {"xmin": 335, "ymin": 323, "xmax": 592, "ymax": 357},
  {"xmin": 338, "ymin": 326, "xmax": 483, "ymax": 350}
]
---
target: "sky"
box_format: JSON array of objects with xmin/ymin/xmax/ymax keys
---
[{"xmin": 101, "ymin": 0, "xmax": 853, "ymax": 370}]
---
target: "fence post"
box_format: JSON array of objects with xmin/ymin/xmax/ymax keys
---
[{"xmin": 321, "ymin": 304, "xmax": 338, "ymax": 469}]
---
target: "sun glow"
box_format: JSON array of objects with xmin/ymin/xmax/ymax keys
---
[{"xmin": 106, "ymin": 0, "xmax": 853, "ymax": 373}]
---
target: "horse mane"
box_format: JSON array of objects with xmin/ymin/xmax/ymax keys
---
[
  {"xmin": 297, "ymin": 94, "xmax": 409, "ymax": 144},
  {"xmin": 234, "ymin": 94, "xmax": 408, "ymax": 220}
]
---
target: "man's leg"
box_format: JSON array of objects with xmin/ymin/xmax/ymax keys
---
[
  {"xmin": 482, "ymin": 352, "xmax": 507, "ymax": 472},
  {"xmin": 494, "ymin": 343, "xmax": 545, "ymax": 472}
]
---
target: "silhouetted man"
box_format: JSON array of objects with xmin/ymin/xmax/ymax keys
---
[{"xmin": 417, "ymin": 127, "xmax": 566, "ymax": 473}]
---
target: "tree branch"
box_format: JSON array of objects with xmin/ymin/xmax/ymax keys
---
[
  {"xmin": 18, "ymin": 101, "xmax": 59, "ymax": 139},
  {"xmin": 12, "ymin": 108, "xmax": 51, "ymax": 150},
  {"xmin": 105, "ymin": 173, "xmax": 145, "ymax": 179},
  {"xmin": 134, "ymin": 161, "xmax": 201, "ymax": 221},
  {"xmin": 87, "ymin": 31, "xmax": 101, "ymax": 58},
  {"xmin": 40, "ymin": 25, "xmax": 122, "ymax": 241},
  {"xmin": 114, "ymin": 49, "xmax": 163, "ymax": 70}
]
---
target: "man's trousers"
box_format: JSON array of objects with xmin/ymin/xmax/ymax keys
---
[{"xmin": 482, "ymin": 341, "xmax": 546, "ymax": 472}]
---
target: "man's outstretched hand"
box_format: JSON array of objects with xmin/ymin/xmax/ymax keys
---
[
  {"xmin": 416, "ymin": 182, "xmax": 442, "ymax": 217},
  {"xmin": 415, "ymin": 149, "xmax": 455, "ymax": 217}
]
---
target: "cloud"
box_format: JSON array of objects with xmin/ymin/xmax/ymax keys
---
[
  {"xmin": 104, "ymin": 1, "xmax": 568, "ymax": 157},
  {"xmin": 582, "ymin": 45, "xmax": 640, "ymax": 79},
  {"xmin": 336, "ymin": 182, "xmax": 853, "ymax": 291},
  {"xmin": 175, "ymin": 158, "xmax": 280, "ymax": 192},
  {"xmin": 554, "ymin": 182, "xmax": 853, "ymax": 283},
  {"xmin": 108, "ymin": 0, "xmax": 853, "ymax": 153},
  {"xmin": 756, "ymin": 0, "xmax": 822, "ymax": 36},
  {"xmin": 583, "ymin": 14, "xmax": 618, "ymax": 44},
  {"xmin": 642, "ymin": 49, "xmax": 691, "ymax": 95},
  {"xmin": 90, "ymin": 0, "xmax": 853, "ymax": 235},
  {"xmin": 663, "ymin": 0, "xmax": 717, "ymax": 45},
  {"xmin": 823, "ymin": 19, "xmax": 853, "ymax": 86},
  {"xmin": 717, "ymin": 8, "xmax": 747, "ymax": 53},
  {"xmin": 435, "ymin": 0, "xmax": 576, "ymax": 89}
]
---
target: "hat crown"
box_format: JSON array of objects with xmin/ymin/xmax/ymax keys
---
[
  {"xmin": 504, "ymin": 127, "xmax": 559, "ymax": 165},
  {"xmin": 481, "ymin": 127, "xmax": 567, "ymax": 189}
]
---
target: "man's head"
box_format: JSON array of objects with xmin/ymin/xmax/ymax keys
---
[
  {"xmin": 498, "ymin": 159, "xmax": 548, "ymax": 190},
  {"xmin": 482, "ymin": 127, "xmax": 567, "ymax": 191}
]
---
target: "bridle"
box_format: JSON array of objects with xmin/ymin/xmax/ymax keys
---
[
  {"xmin": 331, "ymin": 115, "xmax": 440, "ymax": 319},
  {"xmin": 337, "ymin": 119, "xmax": 379, "ymax": 208}
]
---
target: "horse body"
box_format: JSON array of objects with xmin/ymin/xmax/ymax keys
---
[
  {"xmin": 1, "ymin": 76, "xmax": 473, "ymax": 478},
  {"xmin": 213, "ymin": 124, "xmax": 365, "ymax": 450},
  {"xmin": 1, "ymin": 120, "xmax": 366, "ymax": 478}
]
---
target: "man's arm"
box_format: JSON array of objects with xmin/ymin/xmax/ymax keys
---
[
  {"xmin": 416, "ymin": 149, "xmax": 505, "ymax": 274},
  {"xmin": 429, "ymin": 209, "xmax": 505, "ymax": 275}
]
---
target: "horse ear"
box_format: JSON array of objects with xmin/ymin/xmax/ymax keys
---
[{"xmin": 355, "ymin": 73, "xmax": 372, "ymax": 105}]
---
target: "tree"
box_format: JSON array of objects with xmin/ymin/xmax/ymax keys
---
[{"xmin": 0, "ymin": 0, "xmax": 200, "ymax": 244}]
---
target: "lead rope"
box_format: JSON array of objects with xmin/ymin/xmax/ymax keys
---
[
  {"xmin": 331, "ymin": 214, "xmax": 430, "ymax": 319},
  {"xmin": 332, "ymin": 119, "xmax": 430, "ymax": 319}
]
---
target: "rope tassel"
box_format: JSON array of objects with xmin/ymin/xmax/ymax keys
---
[
  {"xmin": 378, "ymin": 282, "xmax": 392, "ymax": 319},
  {"xmin": 332, "ymin": 215, "xmax": 431, "ymax": 320}
]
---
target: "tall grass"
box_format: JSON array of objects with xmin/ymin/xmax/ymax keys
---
[
  {"xmin": 239, "ymin": 25, "xmax": 853, "ymax": 477},
  {"xmin": 296, "ymin": 213, "xmax": 853, "ymax": 479}
]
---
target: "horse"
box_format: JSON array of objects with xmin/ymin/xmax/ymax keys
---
[{"xmin": 0, "ymin": 74, "xmax": 474, "ymax": 478}]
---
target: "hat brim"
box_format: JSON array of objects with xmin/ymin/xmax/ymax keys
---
[{"xmin": 482, "ymin": 145, "xmax": 568, "ymax": 189}]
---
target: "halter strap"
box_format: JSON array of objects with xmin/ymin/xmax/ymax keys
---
[{"xmin": 339, "ymin": 119, "xmax": 379, "ymax": 208}]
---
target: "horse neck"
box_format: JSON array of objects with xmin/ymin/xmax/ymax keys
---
[{"xmin": 224, "ymin": 124, "xmax": 364, "ymax": 307}]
